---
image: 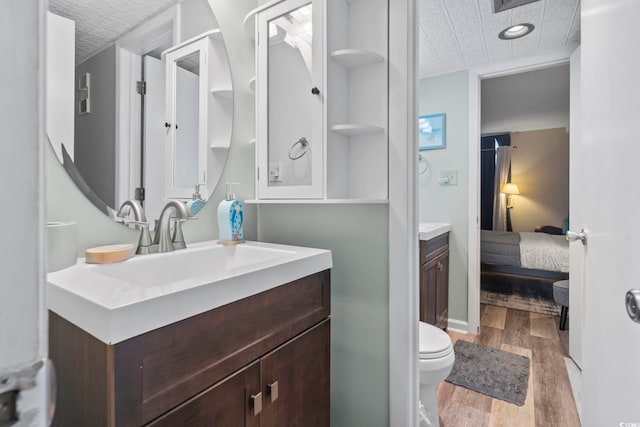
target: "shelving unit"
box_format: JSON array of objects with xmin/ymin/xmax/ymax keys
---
[
  {"xmin": 249, "ymin": 138, "xmax": 256, "ymax": 145},
  {"xmin": 325, "ymin": 0, "xmax": 389, "ymax": 201},
  {"xmin": 330, "ymin": 49, "xmax": 383, "ymax": 69},
  {"xmin": 210, "ymin": 87, "xmax": 233, "ymax": 98},
  {"xmin": 330, "ymin": 124, "xmax": 383, "ymax": 136}
]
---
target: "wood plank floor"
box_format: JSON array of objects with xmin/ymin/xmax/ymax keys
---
[{"xmin": 437, "ymin": 304, "xmax": 581, "ymax": 427}]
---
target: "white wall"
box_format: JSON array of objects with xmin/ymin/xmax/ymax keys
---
[
  {"xmin": 481, "ymin": 64, "xmax": 570, "ymax": 134},
  {"xmin": 1, "ymin": 0, "xmax": 48, "ymax": 424},
  {"xmin": 419, "ymin": 71, "xmax": 470, "ymax": 324},
  {"xmin": 181, "ymin": 0, "xmax": 219, "ymax": 41},
  {"xmin": 74, "ymin": 44, "xmax": 117, "ymax": 208},
  {"xmin": 510, "ymin": 128, "xmax": 570, "ymax": 232},
  {"xmin": 46, "ymin": 12, "xmax": 75, "ymax": 162}
]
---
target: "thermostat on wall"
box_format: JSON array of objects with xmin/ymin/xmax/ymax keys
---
[{"xmin": 78, "ymin": 72, "xmax": 90, "ymax": 115}]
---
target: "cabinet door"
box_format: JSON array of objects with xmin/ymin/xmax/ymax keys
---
[
  {"xmin": 261, "ymin": 320, "xmax": 330, "ymax": 427},
  {"xmin": 256, "ymin": 0, "xmax": 324, "ymax": 199},
  {"xmin": 420, "ymin": 258, "xmax": 438, "ymax": 325},
  {"xmin": 148, "ymin": 362, "xmax": 261, "ymax": 427},
  {"xmin": 435, "ymin": 250, "xmax": 449, "ymax": 330}
]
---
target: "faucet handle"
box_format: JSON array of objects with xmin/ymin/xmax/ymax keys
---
[
  {"xmin": 122, "ymin": 220, "xmax": 155, "ymax": 255},
  {"xmin": 171, "ymin": 217, "xmax": 198, "ymax": 250}
]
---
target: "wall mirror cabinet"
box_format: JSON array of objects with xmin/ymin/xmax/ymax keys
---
[
  {"xmin": 163, "ymin": 31, "xmax": 233, "ymax": 202},
  {"xmin": 252, "ymin": 0, "xmax": 389, "ymax": 202},
  {"xmin": 46, "ymin": 1, "xmax": 232, "ymax": 224}
]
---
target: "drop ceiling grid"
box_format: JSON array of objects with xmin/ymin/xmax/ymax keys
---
[
  {"xmin": 49, "ymin": 0, "xmax": 178, "ymax": 64},
  {"xmin": 419, "ymin": 0, "xmax": 581, "ymax": 79},
  {"xmin": 478, "ymin": 0, "xmax": 512, "ymax": 62},
  {"xmin": 420, "ymin": 0, "xmax": 465, "ymax": 65},
  {"xmin": 537, "ymin": 0, "xmax": 579, "ymax": 51},
  {"xmin": 444, "ymin": 0, "xmax": 488, "ymax": 66},
  {"xmin": 509, "ymin": 0, "xmax": 544, "ymax": 58}
]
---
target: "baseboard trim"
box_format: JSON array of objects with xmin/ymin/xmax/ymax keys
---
[{"xmin": 447, "ymin": 318, "xmax": 469, "ymax": 334}]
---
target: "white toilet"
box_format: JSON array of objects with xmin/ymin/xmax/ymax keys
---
[{"xmin": 418, "ymin": 321, "xmax": 455, "ymax": 427}]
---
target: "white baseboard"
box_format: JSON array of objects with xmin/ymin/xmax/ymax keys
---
[{"xmin": 447, "ymin": 318, "xmax": 470, "ymax": 334}]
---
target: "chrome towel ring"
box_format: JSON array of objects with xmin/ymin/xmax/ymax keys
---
[
  {"xmin": 288, "ymin": 137, "xmax": 310, "ymax": 160},
  {"xmin": 419, "ymin": 153, "xmax": 430, "ymax": 175}
]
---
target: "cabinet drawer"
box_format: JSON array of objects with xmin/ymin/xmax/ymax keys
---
[
  {"xmin": 117, "ymin": 270, "xmax": 330, "ymax": 425},
  {"xmin": 420, "ymin": 233, "xmax": 449, "ymax": 263}
]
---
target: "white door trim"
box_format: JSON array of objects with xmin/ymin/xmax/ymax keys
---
[
  {"xmin": 466, "ymin": 47, "xmax": 575, "ymax": 335},
  {"xmin": 388, "ymin": 0, "xmax": 418, "ymax": 425}
]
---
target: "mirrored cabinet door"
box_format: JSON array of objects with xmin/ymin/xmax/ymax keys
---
[
  {"xmin": 256, "ymin": 0, "xmax": 324, "ymax": 199},
  {"xmin": 164, "ymin": 38, "xmax": 209, "ymax": 200}
]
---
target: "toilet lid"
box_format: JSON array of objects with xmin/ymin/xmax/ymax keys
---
[{"xmin": 419, "ymin": 322, "xmax": 453, "ymax": 359}]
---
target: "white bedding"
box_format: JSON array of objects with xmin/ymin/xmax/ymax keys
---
[{"xmin": 519, "ymin": 232, "xmax": 569, "ymax": 273}]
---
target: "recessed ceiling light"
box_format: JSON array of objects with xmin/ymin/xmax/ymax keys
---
[{"xmin": 498, "ymin": 23, "xmax": 535, "ymax": 40}]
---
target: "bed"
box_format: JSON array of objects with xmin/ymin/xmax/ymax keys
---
[{"xmin": 481, "ymin": 230, "xmax": 569, "ymax": 301}]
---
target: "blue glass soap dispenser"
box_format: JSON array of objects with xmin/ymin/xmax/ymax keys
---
[{"xmin": 217, "ymin": 182, "xmax": 244, "ymax": 245}]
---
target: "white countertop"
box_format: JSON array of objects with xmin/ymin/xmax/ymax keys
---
[
  {"xmin": 47, "ymin": 240, "xmax": 332, "ymax": 345},
  {"xmin": 419, "ymin": 222, "xmax": 451, "ymax": 241}
]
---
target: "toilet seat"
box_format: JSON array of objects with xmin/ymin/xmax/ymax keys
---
[{"xmin": 419, "ymin": 322, "xmax": 453, "ymax": 360}]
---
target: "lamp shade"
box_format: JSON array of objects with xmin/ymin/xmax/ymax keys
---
[{"xmin": 502, "ymin": 183, "xmax": 520, "ymax": 195}]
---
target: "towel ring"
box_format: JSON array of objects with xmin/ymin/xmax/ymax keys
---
[
  {"xmin": 288, "ymin": 137, "xmax": 310, "ymax": 160},
  {"xmin": 418, "ymin": 153, "xmax": 430, "ymax": 175}
]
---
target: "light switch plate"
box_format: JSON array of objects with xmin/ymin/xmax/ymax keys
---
[
  {"xmin": 440, "ymin": 170, "xmax": 458, "ymax": 185},
  {"xmin": 269, "ymin": 162, "xmax": 283, "ymax": 182}
]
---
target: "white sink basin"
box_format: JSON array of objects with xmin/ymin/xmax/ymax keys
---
[{"xmin": 47, "ymin": 240, "xmax": 332, "ymax": 344}]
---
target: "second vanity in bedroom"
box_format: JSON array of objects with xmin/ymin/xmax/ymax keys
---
[
  {"xmin": 47, "ymin": 241, "xmax": 332, "ymax": 427},
  {"xmin": 419, "ymin": 223, "xmax": 451, "ymax": 330}
]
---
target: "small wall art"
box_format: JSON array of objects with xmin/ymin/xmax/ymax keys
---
[{"xmin": 419, "ymin": 113, "xmax": 446, "ymax": 150}]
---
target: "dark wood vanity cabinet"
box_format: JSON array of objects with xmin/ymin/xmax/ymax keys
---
[
  {"xmin": 49, "ymin": 270, "xmax": 331, "ymax": 427},
  {"xmin": 420, "ymin": 233, "xmax": 449, "ymax": 330}
]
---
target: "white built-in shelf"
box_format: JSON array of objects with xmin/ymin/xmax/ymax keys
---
[
  {"xmin": 210, "ymin": 140, "xmax": 230, "ymax": 149},
  {"xmin": 330, "ymin": 124, "xmax": 384, "ymax": 136},
  {"xmin": 249, "ymin": 76, "xmax": 256, "ymax": 93},
  {"xmin": 249, "ymin": 138, "xmax": 256, "ymax": 145},
  {"xmin": 245, "ymin": 199, "xmax": 389, "ymax": 205},
  {"xmin": 330, "ymin": 49, "xmax": 384, "ymax": 69},
  {"xmin": 210, "ymin": 88, "xmax": 233, "ymax": 98},
  {"xmin": 243, "ymin": 11, "xmax": 256, "ymax": 40}
]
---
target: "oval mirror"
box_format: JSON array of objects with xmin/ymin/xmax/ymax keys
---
[{"xmin": 46, "ymin": 0, "xmax": 233, "ymax": 226}]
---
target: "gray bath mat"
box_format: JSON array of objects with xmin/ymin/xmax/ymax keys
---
[{"xmin": 445, "ymin": 340, "xmax": 530, "ymax": 406}]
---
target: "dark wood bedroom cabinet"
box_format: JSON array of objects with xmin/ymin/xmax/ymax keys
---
[
  {"xmin": 49, "ymin": 270, "xmax": 331, "ymax": 427},
  {"xmin": 420, "ymin": 233, "xmax": 449, "ymax": 330}
]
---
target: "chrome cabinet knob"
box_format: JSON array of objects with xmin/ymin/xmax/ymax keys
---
[{"xmin": 566, "ymin": 229, "xmax": 587, "ymax": 245}]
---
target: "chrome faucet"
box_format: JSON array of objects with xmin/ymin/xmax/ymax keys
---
[
  {"xmin": 116, "ymin": 200, "xmax": 154, "ymax": 255},
  {"xmin": 154, "ymin": 200, "xmax": 192, "ymax": 253}
]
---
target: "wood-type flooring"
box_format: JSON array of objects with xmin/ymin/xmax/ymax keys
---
[{"xmin": 437, "ymin": 304, "xmax": 581, "ymax": 427}]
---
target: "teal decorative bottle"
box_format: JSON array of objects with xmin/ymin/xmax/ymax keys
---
[{"xmin": 217, "ymin": 182, "xmax": 244, "ymax": 244}]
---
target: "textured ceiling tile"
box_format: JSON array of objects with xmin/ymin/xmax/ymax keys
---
[
  {"xmin": 479, "ymin": 0, "xmax": 513, "ymax": 56},
  {"xmin": 419, "ymin": 0, "xmax": 464, "ymax": 63},
  {"xmin": 444, "ymin": 0, "xmax": 487, "ymax": 66},
  {"xmin": 537, "ymin": 0, "xmax": 579, "ymax": 51},
  {"xmin": 50, "ymin": 0, "xmax": 179, "ymax": 64}
]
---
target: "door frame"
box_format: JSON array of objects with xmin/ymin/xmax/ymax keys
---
[
  {"xmin": 466, "ymin": 47, "xmax": 575, "ymax": 335},
  {"xmin": 114, "ymin": 5, "xmax": 180, "ymax": 208}
]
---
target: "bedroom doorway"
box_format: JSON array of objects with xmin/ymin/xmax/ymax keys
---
[{"xmin": 478, "ymin": 63, "xmax": 571, "ymax": 324}]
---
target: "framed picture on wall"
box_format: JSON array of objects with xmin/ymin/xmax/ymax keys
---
[{"xmin": 419, "ymin": 113, "xmax": 446, "ymax": 150}]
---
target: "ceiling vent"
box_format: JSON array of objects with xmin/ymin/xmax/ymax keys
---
[{"xmin": 493, "ymin": 0, "xmax": 541, "ymax": 13}]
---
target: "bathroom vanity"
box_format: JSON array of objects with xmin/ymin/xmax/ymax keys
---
[
  {"xmin": 47, "ymin": 241, "xmax": 332, "ymax": 426},
  {"xmin": 419, "ymin": 223, "xmax": 451, "ymax": 330}
]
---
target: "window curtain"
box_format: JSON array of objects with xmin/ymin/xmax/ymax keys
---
[
  {"xmin": 493, "ymin": 146, "xmax": 512, "ymax": 231},
  {"xmin": 480, "ymin": 133, "xmax": 511, "ymax": 230},
  {"xmin": 480, "ymin": 136, "xmax": 497, "ymax": 230}
]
